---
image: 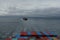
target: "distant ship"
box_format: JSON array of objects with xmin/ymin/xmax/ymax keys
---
[{"xmin": 22, "ymin": 17, "xmax": 28, "ymax": 21}]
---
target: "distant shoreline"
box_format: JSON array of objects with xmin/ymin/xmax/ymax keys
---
[{"xmin": 0, "ymin": 16, "xmax": 60, "ymax": 19}]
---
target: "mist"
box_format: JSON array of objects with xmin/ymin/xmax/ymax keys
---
[{"xmin": 0, "ymin": 0, "xmax": 60, "ymax": 17}]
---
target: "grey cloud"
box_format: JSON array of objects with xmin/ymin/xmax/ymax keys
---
[
  {"xmin": 4, "ymin": 7, "xmax": 60, "ymax": 17},
  {"xmin": 0, "ymin": 0, "xmax": 60, "ymax": 16}
]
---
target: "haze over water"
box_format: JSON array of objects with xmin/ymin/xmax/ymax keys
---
[{"xmin": 0, "ymin": 16, "xmax": 60, "ymax": 35}]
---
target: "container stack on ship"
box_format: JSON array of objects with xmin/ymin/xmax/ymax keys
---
[{"xmin": 5, "ymin": 31, "xmax": 59, "ymax": 40}]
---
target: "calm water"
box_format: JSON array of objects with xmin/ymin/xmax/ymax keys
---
[
  {"xmin": 0, "ymin": 18, "xmax": 60, "ymax": 35},
  {"xmin": 20, "ymin": 18, "xmax": 60, "ymax": 34}
]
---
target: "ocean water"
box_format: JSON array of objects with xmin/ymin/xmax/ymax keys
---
[
  {"xmin": 20, "ymin": 18, "xmax": 60, "ymax": 35},
  {"xmin": 0, "ymin": 17, "xmax": 60, "ymax": 36}
]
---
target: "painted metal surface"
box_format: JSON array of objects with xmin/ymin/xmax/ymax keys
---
[{"xmin": 5, "ymin": 32, "xmax": 58, "ymax": 40}]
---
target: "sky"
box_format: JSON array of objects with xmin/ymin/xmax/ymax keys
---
[{"xmin": 0, "ymin": 0, "xmax": 60, "ymax": 16}]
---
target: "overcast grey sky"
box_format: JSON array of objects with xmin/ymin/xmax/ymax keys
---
[{"xmin": 0, "ymin": 0, "xmax": 60, "ymax": 16}]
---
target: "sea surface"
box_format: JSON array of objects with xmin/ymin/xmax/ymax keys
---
[{"xmin": 0, "ymin": 17, "xmax": 60, "ymax": 38}]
